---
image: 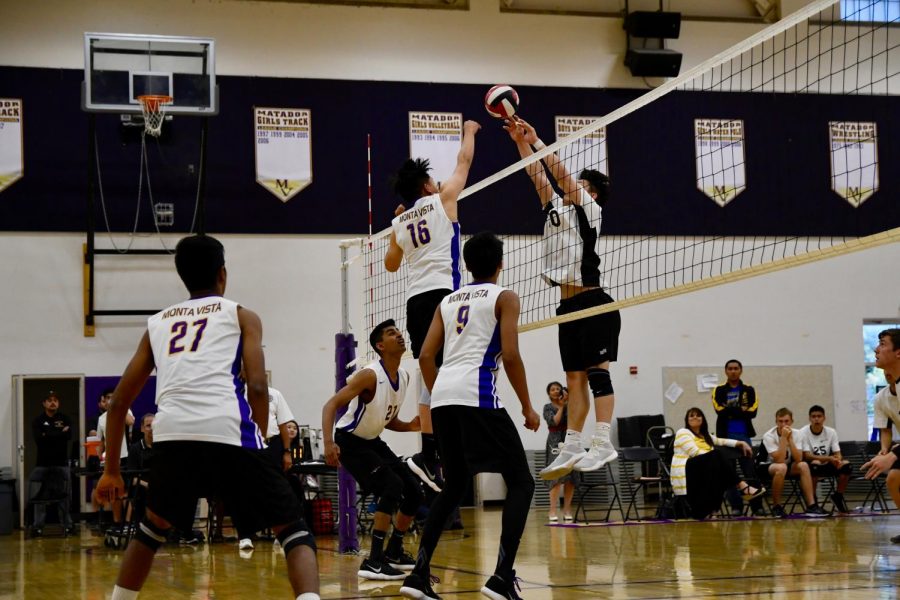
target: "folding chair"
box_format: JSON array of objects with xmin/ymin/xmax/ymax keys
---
[
  {"xmin": 573, "ymin": 463, "xmax": 622, "ymax": 523},
  {"xmin": 862, "ymin": 441, "xmax": 891, "ymax": 512},
  {"xmin": 28, "ymin": 467, "xmax": 73, "ymax": 537},
  {"xmin": 839, "ymin": 440, "xmax": 887, "ymax": 512},
  {"xmin": 620, "ymin": 446, "xmax": 666, "ymax": 521},
  {"xmin": 717, "ymin": 445, "xmax": 770, "ymax": 516}
]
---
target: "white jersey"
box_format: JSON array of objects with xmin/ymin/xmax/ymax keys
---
[
  {"xmin": 97, "ymin": 409, "xmax": 134, "ymax": 459},
  {"xmin": 391, "ymin": 193, "xmax": 462, "ymax": 299},
  {"xmin": 431, "ymin": 283, "xmax": 506, "ymax": 410},
  {"xmin": 147, "ymin": 296, "xmax": 265, "ymax": 449},
  {"xmin": 874, "ymin": 385, "xmax": 900, "ymax": 433},
  {"xmin": 266, "ymin": 387, "xmax": 295, "ymax": 439},
  {"xmin": 798, "ymin": 424, "xmax": 841, "ymax": 457},
  {"xmin": 541, "ymin": 191, "xmax": 605, "ymax": 288},
  {"xmin": 335, "ymin": 360, "xmax": 409, "ymax": 440},
  {"xmin": 762, "ymin": 426, "xmax": 803, "ymax": 464}
]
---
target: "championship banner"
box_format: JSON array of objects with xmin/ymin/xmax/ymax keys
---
[
  {"xmin": 555, "ymin": 116, "xmax": 607, "ymax": 177},
  {"xmin": 695, "ymin": 118, "xmax": 746, "ymax": 207},
  {"xmin": 829, "ymin": 121, "xmax": 878, "ymax": 208},
  {"xmin": 0, "ymin": 98, "xmax": 23, "ymax": 193},
  {"xmin": 409, "ymin": 112, "xmax": 462, "ymax": 186},
  {"xmin": 254, "ymin": 107, "xmax": 312, "ymax": 202}
]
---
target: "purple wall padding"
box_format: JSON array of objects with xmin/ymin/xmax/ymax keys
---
[{"xmin": 334, "ymin": 333, "xmax": 359, "ymax": 553}]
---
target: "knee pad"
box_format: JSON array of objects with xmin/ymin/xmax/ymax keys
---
[
  {"xmin": 399, "ymin": 481, "xmax": 425, "ymax": 516},
  {"xmin": 374, "ymin": 471, "xmax": 403, "ymax": 516},
  {"xmin": 276, "ymin": 520, "xmax": 317, "ymax": 555},
  {"xmin": 587, "ymin": 367, "xmax": 614, "ymax": 398},
  {"xmin": 135, "ymin": 518, "xmax": 169, "ymax": 552}
]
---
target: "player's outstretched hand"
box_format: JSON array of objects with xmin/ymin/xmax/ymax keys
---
[
  {"xmin": 95, "ymin": 472, "xmax": 125, "ymax": 504},
  {"xmin": 515, "ymin": 117, "xmax": 539, "ymax": 145},
  {"xmin": 463, "ymin": 120, "xmax": 481, "ymax": 136},
  {"xmin": 503, "ymin": 119, "xmax": 525, "ymax": 143},
  {"xmin": 523, "ymin": 407, "xmax": 540, "ymax": 432},
  {"xmin": 324, "ymin": 441, "xmax": 341, "ymax": 467}
]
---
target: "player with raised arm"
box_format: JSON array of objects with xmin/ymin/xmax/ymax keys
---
[
  {"xmin": 322, "ymin": 319, "xmax": 424, "ymax": 581},
  {"xmin": 399, "ymin": 232, "xmax": 540, "ymax": 600},
  {"xmin": 504, "ymin": 117, "xmax": 620, "ymax": 480},
  {"xmin": 96, "ymin": 235, "xmax": 319, "ymax": 600},
  {"xmin": 385, "ymin": 119, "xmax": 481, "ymax": 492}
]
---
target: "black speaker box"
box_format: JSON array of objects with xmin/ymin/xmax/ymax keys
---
[
  {"xmin": 624, "ymin": 11, "xmax": 682, "ymax": 39},
  {"xmin": 625, "ymin": 48, "xmax": 683, "ymax": 77}
]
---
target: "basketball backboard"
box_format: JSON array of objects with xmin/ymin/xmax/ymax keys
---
[{"xmin": 82, "ymin": 32, "xmax": 217, "ymax": 115}]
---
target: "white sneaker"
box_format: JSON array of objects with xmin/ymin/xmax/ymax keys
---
[
  {"xmin": 539, "ymin": 442, "xmax": 587, "ymax": 480},
  {"xmin": 239, "ymin": 538, "xmax": 254, "ymax": 551},
  {"xmin": 575, "ymin": 440, "xmax": 618, "ymax": 472}
]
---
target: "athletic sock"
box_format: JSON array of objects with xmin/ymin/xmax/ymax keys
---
[
  {"xmin": 563, "ymin": 430, "xmax": 582, "ymax": 447},
  {"xmin": 421, "ymin": 433, "xmax": 438, "ymax": 464},
  {"xmin": 594, "ymin": 422, "xmax": 611, "ymax": 445},
  {"xmin": 370, "ymin": 530, "xmax": 387, "ymax": 561},
  {"xmin": 296, "ymin": 594, "xmax": 321, "ymax": 600},
  {"xmin": 111, "ymin": 586, "xmax": 139, "ymax": 600},
  {"xmin": 386, "ymin": 528, "xmax": 405, "ymax": 556}
]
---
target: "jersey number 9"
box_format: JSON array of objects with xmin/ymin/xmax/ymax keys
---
[{"xmin": 455, "ymin": 305, "xmax": 470, "ymax": 334}]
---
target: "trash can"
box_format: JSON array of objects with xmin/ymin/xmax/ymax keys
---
[{"xmin": 0, "ymin": 477, "xmax": 15, "ymax": 535}]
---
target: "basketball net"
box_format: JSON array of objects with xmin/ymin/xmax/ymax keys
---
[{"xmin": 137, "ymin": 95, "xmax": 172, "ymax": 137}]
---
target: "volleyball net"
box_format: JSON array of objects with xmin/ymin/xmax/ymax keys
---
[{"xmin": 350, "ymin": 0, "xmax": 899, "ymax": 362}]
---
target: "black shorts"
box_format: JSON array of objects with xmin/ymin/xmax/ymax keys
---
[
  {"xmin": 406, "ymin": 288, "xmax": 452, "ymax": 361},
  {"xmin": 557, "ymin": 288, "xmax": 621, "ymax": 371},
  {"xmin": 431, "ymin": 405, "xmax": 529, "ymax": 476},
  {"xmin": 334, "ymin": 429, "xmax": 408, "ymax": 491},
  {"xmin": 146, "ymin": 441, "xmax": 305, "ymax": 534},
  {"xmin": 808, "ymin": 461, "xmax": 853, "ymax": 477}
]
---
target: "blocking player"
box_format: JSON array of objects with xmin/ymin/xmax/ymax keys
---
[
  {"xmin": 862, "ymin": 328, "xmax": 900, "ymax": 542},
  {"xmin": 504, "ymin": 118, "xmax": 620, "ymax": 480},
  {"xmin": 96, "ymin": 235, "xmax": 319, "ymax": 600},
  {"xmin": 322, "ymin": 319, "xmax": 424, "ymax": 581},
  {"xmin": 399, "ymin": 232, "xmax": 540, "ymax": 600},
  {"xmin": 385, "ymin": 119, "xmax": 481, "ymax": 491}
]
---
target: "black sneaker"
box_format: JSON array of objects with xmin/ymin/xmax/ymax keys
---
[
  {"xmin": 358, "ymin": 557, "xmax": 406, "ymax": 581},
  {"xmin": 831, "ymin": 492, "xmax": 850, "ymax": 514},
  {"xmin": 771, "ymin": 505, "xmax": 786, "ymax": 518},
  {"xmin": 481, "ymin": 571, "xmax": 523, "ymax": 600},
  {"xmin": 890, "ymin": 533, "xmax": 900, "ymax": 544},
  {"xmin": 804, "ymin": 504, "xmax": 829, "ymax": 518},
  {"xmin": 407, "ymin": 454, "xmax": 442, "ymax": 492},
  {"xmin": 384, "ymin": 549, "xmax": 416, "ymax": 571},
  {"xmin": 400, "ymin": 572, "xmax": 442, "ymax": 599},
  {"xmin": 752, "ymin": 507, "xmax": 768, "ymax": 517}
]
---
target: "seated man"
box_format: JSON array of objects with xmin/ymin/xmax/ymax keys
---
[
  {"xmin": 125, "ymin": 414, "xmax": 155, "ymax": 523},
  {"xmin": 760, "ymin": 407, "xmax": 827, "ymax": 517},
  {"xmin": 322, "ymin": 319, "xmax": 423, "ymax": 581},
  {"xmin": 798, "ymin": 405, "xmax": 852, "ymax": 513}
]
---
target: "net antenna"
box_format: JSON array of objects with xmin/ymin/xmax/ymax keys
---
[{"xmin": 137, "ymin": 94, "xmax": 173, "ymax": 137}]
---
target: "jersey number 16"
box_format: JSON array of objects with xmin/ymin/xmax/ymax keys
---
[{"xmin": 406, "ymin": 219, "xmax": 431, "ymax": 248}]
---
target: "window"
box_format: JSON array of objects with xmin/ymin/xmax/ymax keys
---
[
  {"xmin": 842, "ymin": 0, "xmax": 900, "ymax": 22},
  {"xmin": 864, "ymin": 321, "xmax": 900, "ymax": 436}
]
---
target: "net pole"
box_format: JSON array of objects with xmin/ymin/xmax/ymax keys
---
[{"xmin": 336, "ymin": 243, "xmax": 359, "ymax": 553}]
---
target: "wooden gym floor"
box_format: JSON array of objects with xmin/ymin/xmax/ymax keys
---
[{"xmin": 1, "ymin": 507, "xmax": 898, "ymax": 599}]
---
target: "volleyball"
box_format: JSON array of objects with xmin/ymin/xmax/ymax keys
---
[{"xmin": 484, "ymin": 85, "xmax": 519, "ymax": 119}]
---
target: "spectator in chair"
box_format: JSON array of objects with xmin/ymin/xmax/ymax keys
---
[
  {"xmin": 761, "ymin": 408, "xmax": 828, "ymax": 518},
  {"xmin": 798, "ymin": 405, "xmax": 852, "ymax": 514},
  {"xmin": 671, "ymin": 407, "xmax": 764, "ymax": 520}
]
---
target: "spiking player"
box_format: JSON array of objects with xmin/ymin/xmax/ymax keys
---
[
  {"xmin": 385, "ymin": 119, "xmax": 481, "ymax": 491},
  {"xmin": 400, "ymin": 232, "xmax": 540, "ymax": 600},
  {"xmin": 322, "ymin": 319, "xmax": 424, "ymax": 581},
  {"xmin": 504, "ymin": 118, "xmax": 621, "ymax": 480},
  {"xmin": 96, "ymin": 235, "xmax": 319, "ymax": 600}
]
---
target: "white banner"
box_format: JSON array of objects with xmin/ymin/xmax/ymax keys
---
[
  {"xmin": 555, "ymin": 116, "xmax": 607, "ymax": 177},
  {"xmin": 829, "ymin": 121, "xmax": 878, "ymax": 208},
  {"xmin": 409, "ymin": 112, "xmax": 462, "ymax": 186},
  {"xmin": 255, "ymin": 107, "xmax": 312, "ymax": 202},
  {"xmin": 695, "ymin": 118, "xmax": 746, "ymax": 207},
  {"xmin": 0, "ymin": 98, "xmax": 23, "ymax": 193}
]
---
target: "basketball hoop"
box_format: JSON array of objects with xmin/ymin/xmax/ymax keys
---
[{"xmin": 137, "ymin": 95, "xmax": 173, "ymax": 137}]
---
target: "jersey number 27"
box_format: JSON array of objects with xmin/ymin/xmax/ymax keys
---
[{"xmin": 168, "ymin": 318, "xmax": 208, "ymax": 354}]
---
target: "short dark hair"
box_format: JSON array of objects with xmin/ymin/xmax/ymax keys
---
[
  {"xmin": 369, "ymin": 319, "xmax": 397, "ymax": 356},
  {"xmin": 808, "ymin": 405, "xmax": 825, "ymax": 416},
  {"xmin": 140, "ymin": 413, "xmax": 155, "ymax": 427},
  {"xmin": 175, "ymin": 235, "xmax": 225, "ymax": 292},
  {"xmin": 775, "ymin": 407, "xmax": 793, "ymax": 419},
  {"xmin": 464, "ymin": 231, "xmax": 503, "ymax": 279},
  {"xmin": 725, "ymin": 359, "xmax": 743, "ymax": 369},
  {"xmin": 879, "ymin": 328, "xmax": 900, "ymax": 351},
  {"xmin": 100, "ymin": 387, "xmax": 115, "ymax": 399},
  {"xmin": 546, "ymin": 381, "xmax": 563, "ymax": 395},
  {"xmin": 392, "ymin": 158, "xmax": 432, "ymax": 204},
  {"xmin": 578, "ymin": 169, "xmax": 610, "ymax": 207}
]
